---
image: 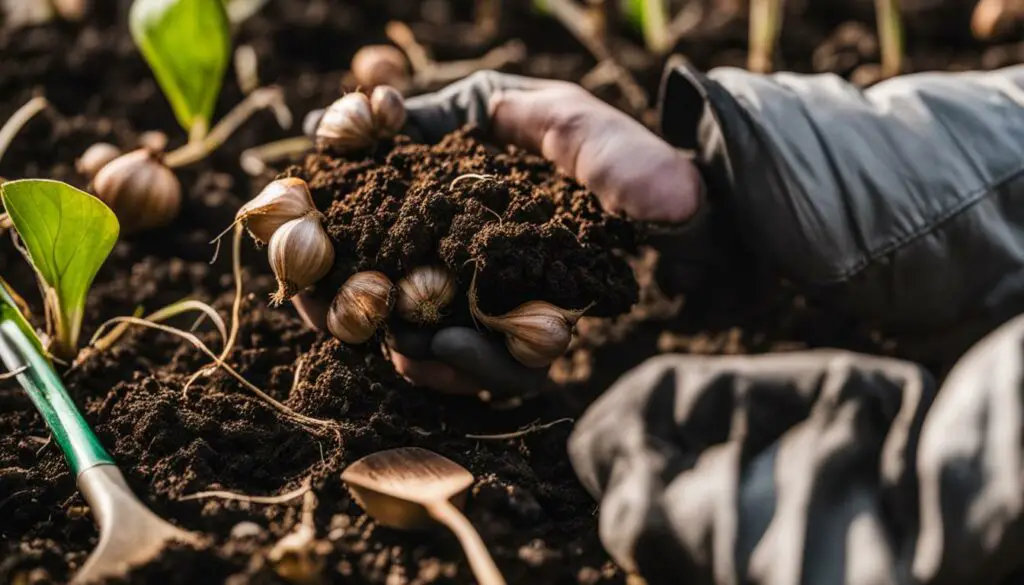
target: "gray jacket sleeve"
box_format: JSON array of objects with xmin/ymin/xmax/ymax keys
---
[
  {"xmin": 568, "ymin": 312, "xmax": 1024, "ymax": 585},
  {"xmin": 660, "ymin": 64, "xmax": 1024, "ymax": 366}
]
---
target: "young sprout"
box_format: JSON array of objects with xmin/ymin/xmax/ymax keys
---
[
  {"xmin": 619, "ymin": 0, "xmax": 670, "ymax": 52},
  {"xmin": 80, "ymin": 0, "xmax": 292, "ymax": 234},
  {"xmin": 0, "ymin": 180, "xmax": 119, "ymax": 361},
  {"xmin": 747, "ymin": 0, "xmax": 784, "ymax": 73},
  {"xmin": 875, "ymin": 0, "xmax": 903, "ymax": 78}
]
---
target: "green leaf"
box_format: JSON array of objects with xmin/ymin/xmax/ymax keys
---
[
  {"xmin": 1, "ymin": 179, "xmax": 120, "ymax": 359},
  {"xmin": 130, "ymin": 0, "xmax": 231, "ymax": 136}
]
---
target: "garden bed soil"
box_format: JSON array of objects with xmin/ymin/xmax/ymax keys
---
[{"xmin": 0, "ymin": 0, "xmax": 1012, "ymax": 584}]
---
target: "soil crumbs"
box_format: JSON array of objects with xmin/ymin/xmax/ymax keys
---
[{"xmin": 299, "ymin": 126, "xmax": 638, "ymax": 320}]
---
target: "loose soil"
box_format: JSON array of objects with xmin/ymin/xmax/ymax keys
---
[
  {"xmin": 295, "ymin": 126, "xmax": 638, "ymax": 323},
  {"xmin": 0, "ymin": 0, "xmax": 1013, "ymax": 584}
]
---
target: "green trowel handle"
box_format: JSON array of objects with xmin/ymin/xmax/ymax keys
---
[{"xmin": 0, "ymin": 319, "xmax": 115, "ymax": 476}]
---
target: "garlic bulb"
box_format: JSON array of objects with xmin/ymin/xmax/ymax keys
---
[
  {"xmin": 237, "ymin": 177, "xmax": 317, "ymax": 245},
  {"xmin": 327, "ymin": 271, "xmax": 394, "ymax": 344},
  {"xmin": 77, "ymin": 143, "xmax": 122, "ymax": 179},
  {"xmin": 316, "ymin": 92, "xmax": 376, "ymax": 152},
  {"xmin": 268, "ymin": 214, "xmax": 335, "ymax": 304},
  {"xmin": 370, "ymin": 85, "xmax": 406, "ymax": 139},
  {"xmin": 92, "ymin": 148, "xmax": 181, "ymax": 234},
  {"xmin": 351, "ymin": 45, "xmax": 409, "ymax": 89},
  {"xmin": 474, "ymin": 300, "xmax": 586, "ymax": 368},
  {"xmin": 395, "ymin": 266, "xmax": 456, "ymax": 325}
]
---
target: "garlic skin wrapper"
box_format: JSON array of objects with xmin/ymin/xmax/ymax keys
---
[
  {"xmin": 327, "ymin": 271, "xmax": 394, "ymax": 344},
  {"xmin": 316, "ymin": 92, "xmax": 376, "ymax": 152},
  {"xmin": 370, "ymin": 85, "xmax": 407, "ymax": 139},
  {"xmin": 237, "ymin": 177, "xmax": 317, "ymax": 245},
  {"xmin": 92, "ymin": 148, "xmax": 181, "ymax": 234},
  {"xmin": 395, "ymin": 266, "xmax": 456, "ymax": 325},
  {"xmin": 77, "ymin": 143, "xmax": 122, "ymax": 179},
  {"xmin": 268, "ymin": 214, "xmax": 335, "ymax": 305}
]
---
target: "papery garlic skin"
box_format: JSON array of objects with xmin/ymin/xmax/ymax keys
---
[
  {"xmin": 268, "ymin": 213, "xmax": 335, "ymax": 305},
  {"xmin": 316, "ymin": 92, "xmax": 376, "ymax": 152},
  {"xmin": 92, "ymin": 148, "xmax": 181, "ymax": 234},
  {"xmin": 328, "ymin": 271, "xmax": 394, "ymax": 344},
  {"xmin": 370, "ymin": 85, "xmax": 407, "ymax": 139},
  {"xmin": 77, "ymin": 143, "xmax": 122, "ymax": 179},
  {"xmin": 396, "ymin": 266, "xmax": 456, "ymax": 325},
  {"xmin": 237, "ymin": 177, "xmax": 317, "ymax": 245}
]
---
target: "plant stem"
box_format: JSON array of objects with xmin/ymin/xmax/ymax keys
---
[
  {"xmin": 640, "ymin": 0, "xmax": 669, "ymax": 52},
  {"xmin": 748, "ymin": 0, "xmax": 784, "ymax": 73},
  {"xmin": 0, "ymin": 96, "xmax": 48, "ymax": 166},
  {"xmin": 240, "ymin": 136, "xmax": 312, "ymax": 176},
  {"xmin": 164, "ymin": 87, "xmax": 291, "ymax": 169},
  {"xmin": 875, "ymin": 0, "xmax": 903, "ymax": 78}
]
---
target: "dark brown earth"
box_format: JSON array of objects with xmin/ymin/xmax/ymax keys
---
[
  {"xmin": 0, "ymin": 0, "xmax": 1014, "ymax": 584},
  {"xmin": 295, "ymin": 126, "xmax": 637, "ymax": 321}
]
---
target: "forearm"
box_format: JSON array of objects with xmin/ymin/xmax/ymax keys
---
[{"xmin": 661, "ymin": 63, "xmax": 1024, "ymax": 364}]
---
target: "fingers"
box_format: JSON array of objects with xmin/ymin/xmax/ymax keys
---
[
  {"xmin": 430, "ymin": 327, "xmax": 554, "ymax": 397},
  {"xmin": 389, "ymin": 351, "xmax": 481, "ymax": 396},
  {"xmin": 403, "ymin": 71, "xmax": 556, "ymax": 142},
  {"xmin": 490, "ymin": 83, "xmax": 702, "ymax": 224}
]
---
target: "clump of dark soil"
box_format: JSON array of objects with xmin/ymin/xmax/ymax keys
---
[{"xmin": 296, "ymin": 126, "xmax": 638, "ymax": 319}]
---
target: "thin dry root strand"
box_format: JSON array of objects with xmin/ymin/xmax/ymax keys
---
[
  {"xmin": 180, "ymin": 480, "xmax": 311, "ymax": 504},
  {"xmin": 240, "ymin": 136, "xmax": 313, "ymax": 176},
  {"xmin": 94, "ymin": 317, "xmax": 338, "ymax": 436},
  {"xmin": 465, "ymin": 417, "xmax": 575, "ymax": 440},
  {"xmin": 164, "ymin": 87, "xmax": 292, "ymax": 169},
  {"xmin": 0, "ymin": 96, "xmax": 48, "ymax": 166},
  {"xmin": 449, "ymin": 173, "xmax": 497, "ymax": 190},
  {"xmin": 0, "ymin": 365, "xmax": 29, "ymax": 381},
  {"xmin": 186, "ymin": 225, "xmax": 246, "ymax": 393}
]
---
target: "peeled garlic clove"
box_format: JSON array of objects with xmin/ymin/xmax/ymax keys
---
[
  {"xmin": 77, "ymin": 143, "xmax": 122, "ymax": 179},
  {"xmin": 237, "ymin": 177, "xmax": 317, "ymax": 245},
  {"xmin": 327, "ymin": 271, "xmax": 394, "ymax": 344},
  {"xmin": 369, "ymin": 85, "xmax": 407, "ymax": 139},
  {"xmin": 268, "ymin": 214, "xmax": 335, "ymax": 305},
  {"xmin": 395, "ymin": 266, "xmax": 456, "ymax": 325},
  {"xmin": 351, "ymin": 45, "xmax": 410, "ymax": 89},
  {"xmin": 92, "ymin": 148, "xmax": 181, "ymax": 234},
  {"xmin": 316, "ymin": 92, "xmax": 375, "ymax": 152}
]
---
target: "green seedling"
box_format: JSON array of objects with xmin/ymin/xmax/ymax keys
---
[
  {"xmin": 747, "ymin": 0, "xmax": 784, "ymax": 73},
  {"xmin": 78, "ymin": 0, "xmax": 291, "ymax": 235},
  {"xmin": 875, "ymin": 0, "xmax": 903, "ymax": 78},
  {"xmin": 131, "ymin": 0, "xmax": 230, "ymax": 141},
  {"xmin": 619, "ymin": 0, "xmax": 669, "ymax": 52},
  {"xmin": 1, "ymin": 179, "xmax": 118, "ymax": 361}
]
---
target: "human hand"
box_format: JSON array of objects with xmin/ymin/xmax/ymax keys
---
[{"xmin": 305, "ymin": 71, "xmax": 702, "ymax": 396}]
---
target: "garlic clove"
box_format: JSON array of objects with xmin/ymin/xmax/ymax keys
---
[
  {"xmin": 327, "ymin": 271, "xmax": 394, "ymax": 344},
  {"xmin": 268, "ymin": 213, "xmax": 335, "ymax": 305},
  {"xmin": 501, "ymin": 303, "xmax": 575, "ymax": 368},
  {"xmin": 369, "ymin": 85, "xmax": 407, "ymax": 139},
  {"xmin": 395, "ymin": 266, "xmax": 456, "ymax": 325},
  {"xmin": 351, "ymin": 45, "xmax": 410, "ymax": 89},
  {"xmin": 237, "ymin": 177, "xmax": 317, "ymax": 245},
  {"xmin": 77, "ymin": 143, "xmax": 122, "ymax": 179},
  {"xmin": 92, "ymin": 148, "xmax": 181, "ymax": 234},
  {"xmin": 316, "ymin": 92, "xmax": 376, "ymax": 152}
]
